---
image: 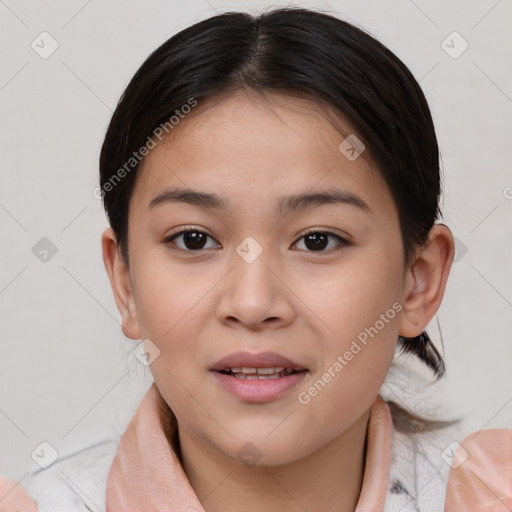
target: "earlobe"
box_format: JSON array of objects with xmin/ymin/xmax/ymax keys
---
[
  {"xmin": 399, "ymin": 224, "xmax": 455, "ymax": 338},
  {"xmin": 101, "ymin": 227, "xmax": 141, "ymax": 340}
]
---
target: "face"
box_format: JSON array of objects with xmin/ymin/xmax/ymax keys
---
[{"xmin": 114, "ymin": 90, "xmax": 409, "ymax": 465}]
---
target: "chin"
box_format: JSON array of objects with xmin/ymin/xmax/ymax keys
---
[{"xmin": 212, "ymin": 431, "xmax": 313, "ymax": 468}]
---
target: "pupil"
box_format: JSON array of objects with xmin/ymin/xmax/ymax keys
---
[
  {"xmin": 184, "ymin": 231, "xmax": 206, "ymax": 250},
  {"xmin": 305, "ymin": 232, "xmax": 327, "ymax": 251}
]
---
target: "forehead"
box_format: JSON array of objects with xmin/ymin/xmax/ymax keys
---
[{"xmin": 130, "ymin": 90, "xmax": 397, "ymax": 221}]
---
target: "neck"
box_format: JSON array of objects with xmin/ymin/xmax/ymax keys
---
[{"xmin": 175, "ymin": 408, "xmax": 370, "ymax": 512}]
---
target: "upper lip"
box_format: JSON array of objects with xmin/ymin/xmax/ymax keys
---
[{"xmin": 210, "ymin": 351, "xmax": 307, "ymax": 371}]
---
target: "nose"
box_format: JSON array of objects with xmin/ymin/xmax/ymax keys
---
[{"xmin": 215, "ymin": 239, "xmax": 295, "ymax": 331}]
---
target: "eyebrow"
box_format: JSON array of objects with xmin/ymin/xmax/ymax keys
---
[{"xmin": 148, "ymin": 187, "xmax": 371, "ymax": 215}]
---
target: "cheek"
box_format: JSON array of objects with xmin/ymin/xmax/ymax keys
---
[
  {"xmin": 132, "ymin": 250, "xmax": 214, "ymax": 339},
  {"xmin": 290, "ymin": 360, "xmax": 386, "ymax": 457},
  {"xmin": 134, "ymin": 264, "xmax": 214, "ymax": 431},
  {"xmin": 293, "ymin": 248, "xmax": 401, "ymax": 409},
  {"xmin": 297, "ymin": 248, "xmax": 403, "ymax": 343}
]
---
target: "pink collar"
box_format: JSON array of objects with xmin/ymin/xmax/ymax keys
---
[{"xmin": 106, "ymin": 382, "xmax": 392, "ymax": 511}]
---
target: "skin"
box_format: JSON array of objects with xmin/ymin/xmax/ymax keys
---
[{"xmin": 102, "ymin": 89, "xmax": 455, "ymax": 512}]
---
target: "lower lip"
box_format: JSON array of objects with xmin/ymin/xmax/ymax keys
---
[{"xmin": 211, "ymin": 370, "xmax": 308, "ymax": 403}]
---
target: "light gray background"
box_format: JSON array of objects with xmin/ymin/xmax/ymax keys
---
[{"xmin": 1, "ymin": 0, "xmax": 511, "ymax": 480}]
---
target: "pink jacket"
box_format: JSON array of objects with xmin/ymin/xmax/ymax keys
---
[{"xmin": 1, "ymin": 382, "xmax": 510, "ymax": 511}]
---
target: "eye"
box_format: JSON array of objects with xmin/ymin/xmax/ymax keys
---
[
  {"xmin": 163, "ymin": 227, "xmax": 350, "ymax": 253},
  {"xmin": 163, "ymin": 227, "xmax": 219, "ymax": 252},
  {"xmin": 292, "ymin": 229, "xmax": 350, "ymax": 253}
]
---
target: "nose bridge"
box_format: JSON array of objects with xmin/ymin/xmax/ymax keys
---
[
  {"xmin": 216, "ymin": 233, "xmax": 293, "ymax": 328},
  {"xmin": 231, "ymin": 234, "xmax": 276, "ymax": 298}
]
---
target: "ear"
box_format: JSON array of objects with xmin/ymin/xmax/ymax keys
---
[
  {"xmin": 101, "ymin": 227, "xmax": 141, "ymax": 340},
  {"xmin": 399, "ymin": 223, "xmax": 455, "ymax": 338}
]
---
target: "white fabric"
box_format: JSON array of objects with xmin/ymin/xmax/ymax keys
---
[{"xmin": 20, "ymin": 439, "xmax": 119, "ymax": 512}]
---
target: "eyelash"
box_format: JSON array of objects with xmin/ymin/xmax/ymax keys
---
[{"xmin": 163, "ymin": 225, "xmax": 351, "ymax": 254}]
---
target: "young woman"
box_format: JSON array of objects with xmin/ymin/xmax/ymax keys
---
[{"xmin": 1, "ymin": 6, "xmax": 510, "ymax": 512}]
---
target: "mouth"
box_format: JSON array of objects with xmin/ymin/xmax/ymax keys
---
[
  {"xmin": 216, "ymin": 367, "xmax": 305, "ymax": 380},
  {"xmin": 210, "ymin": 350, "xmax": 307, "ymax": 373},
  {"xmin": 210, "ymin": 351, "xmax": 309, "ymax": 402}
]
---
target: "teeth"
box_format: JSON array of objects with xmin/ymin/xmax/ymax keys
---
[
  {"xmin": 256, "ymin": 367, "xmax": 276, "ymax": 375},
  {"xmin": 226, "ymin": 366, "xmax": 291, "ymax": 374},
  {"xmin": 227, "ymin": 367, "xmax": 299, "ymax": 380},
  {"xmin": 234, "ymin": 373, "xmax": 284, "ymax": 380}
]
